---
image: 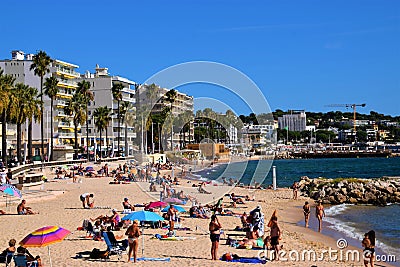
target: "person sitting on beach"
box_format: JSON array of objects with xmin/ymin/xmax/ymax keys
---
[
  {"xmin": 212, "ymin": 198, "xmax": 224, "ymax": 214},
  {"xmin": 0, "ymin": 209, "xmax": 6, "ymax": 215},
  {"xmin": 198, "ymin": 182, "xmax": 211, "ymax": 194},
  {"xmin": 80, "ymin": 193, "xmax": 94, "ymax": 208},
  {"xmin": 241, "ymin": 212, "xmax": 249, "ymax": 228},
  {"xmin": 16, "ymin": 246, "xmax": 42, "ymax": 267},
  {"xmin": 149, "ymin": 182, "xmax": 157, "ymax": 192},
  {"xmin": 122, "ymin": 198, "xmax": 135, "ymax": 211},
  {"xmin": 105, "ymin": 226, "xmax": 128, "ymax": 249},
  {"xmin": 17, "ymin": 200, "xmax": 37, "ymax": 215},
  {"xmin": 362, "ymin": 230, "xmax": 375, "ymax": 267},
  {"xmin": 0, "ymin": 239, "xmax": 16, "ymax": 264},
  {"xmin": 303, "ymin": 201, "xmax": 311, "ymax": 228}
]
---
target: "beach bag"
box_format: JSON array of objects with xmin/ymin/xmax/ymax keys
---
[{"xmin": 90, "ymin": 248, "xmax": 109, "ymax": 259}]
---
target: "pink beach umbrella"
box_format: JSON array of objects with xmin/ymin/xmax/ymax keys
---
[
  {"xmin": 145, "ymin": 201, "xmax": 167, "ymax": 210},
  {"xmin": 20, "ymin": 226, "xmax": 71, "ymax": 267}
]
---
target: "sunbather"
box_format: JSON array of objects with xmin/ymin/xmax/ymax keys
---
[
  {"xmin": 17, "ymin": 200, "xmax": 37, "ymax": 215},
  {"xmin": 122, "ymin": 198, "xmax": 135, "ymax": 211}
]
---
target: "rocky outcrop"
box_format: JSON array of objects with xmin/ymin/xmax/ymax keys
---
[{"xmin": 298, "ymin": 176, "xmax": 400, "ymax": 206}]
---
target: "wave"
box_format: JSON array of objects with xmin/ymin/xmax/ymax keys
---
[
  {"xmin": 324, "ymin": 203, "xmax": 353, "ymax": 216},
  {"xmin": 325, "ymin": 210, "xmax": 400, "ymax": 263}
]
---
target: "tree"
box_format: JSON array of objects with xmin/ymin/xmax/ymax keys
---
[
  {"xmin": 164, "ymin": 89, "xmax": 177, "ymax": 150},
  {"xmin": 120, "ymin": 101, "xmax": 135, "ymax": 156},
  {"xmin": 0, "ymin": 69, "xmax": 15, "ymax": 163},
  {"xmin": 30, "ymin": 51, "xmax": 51, "ymax": 159},
  {"xmin": 112, "ymin": 83, "xmax": 124, "ymax": 156},
  {"xmin": 24, "ymin": 87, "xmax": 42, "ymax": 162},
  {"xmin": 44, "ymin": 76, "xmax": 59, "ymax": 161},
  {"xmin": 93, "ymin": 106, "xmax": 112, "ymax": 160},
  {"xmin": 10, "ymin": 84, "xmax": 42, "ymax": 163},
  {"xmin": 76, "ymin": 80, "xmax": 93, "ymax": 160},
  {"xmin": 64, "ymin": 92, "xmax": 86, "ymax": 159}
]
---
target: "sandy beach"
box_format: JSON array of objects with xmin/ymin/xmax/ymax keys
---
[{"xmin": 0, "ymin": 161, "xmax": 390, "ymax": 267}]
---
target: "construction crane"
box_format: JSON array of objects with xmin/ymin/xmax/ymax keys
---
[{"xmin": 326, "ymin": 103, "xmax": 366, "ymax": 132}]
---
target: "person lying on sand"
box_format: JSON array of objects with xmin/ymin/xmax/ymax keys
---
[{"xmin": 0, "ymin": 210, "xmax": 6, "ymax": 215}]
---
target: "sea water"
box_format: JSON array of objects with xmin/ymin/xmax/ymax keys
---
[{"xmin": 194, "ymin": 157, "xmax": 400, "ymax": 264}]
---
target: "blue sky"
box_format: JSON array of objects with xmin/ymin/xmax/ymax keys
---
[{"xmin": 1, "ymin": 0, "xmax": 399, "ymax": 115}]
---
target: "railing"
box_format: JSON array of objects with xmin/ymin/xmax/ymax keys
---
[
  {"xmin": 58, "ymin": 79, "xmax": 78, "ymax": 87},
  {"xmin": 56, "ymin": 100, "xmax": 68, "ymax": 106},
  {"xmin": 56, "ymin": 67, "xmax": 80, "ymax": 77},
  {"xmin": 58, "ymin": 132, "xmax": 76, "ymax": 137}
]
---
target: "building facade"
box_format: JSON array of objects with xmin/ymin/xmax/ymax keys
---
[{"xmin": 278, "ymin": 110, "xmax": 307, "ymax": 132}]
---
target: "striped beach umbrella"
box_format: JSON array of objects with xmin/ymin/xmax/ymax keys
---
[
  {"xmin": 0, "ymin": 184, "xmax": 22, "ymax": 198},
  {"xmin": 20, "ymin": 226, "xmax": 71, "ymax": 267}
]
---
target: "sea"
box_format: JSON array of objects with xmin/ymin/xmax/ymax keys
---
[{"xmin": 194, "ymin": 157, "xmax": 400, "ymax": 264}]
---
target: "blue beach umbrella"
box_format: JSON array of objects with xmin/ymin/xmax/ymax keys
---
[
  {"xmin": 122, "ymin": 210, "xmax": 164, "ymax": 222},
  {"xmin": 161, "ymin": 205, "xmax": 186, "ymax": 213},
  {"xmin": 121, "ymin": 211, "xmax": 164, "ymax": 257}
]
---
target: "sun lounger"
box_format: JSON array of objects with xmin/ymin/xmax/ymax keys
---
[{"xmin": 102, "ymin": 232, "xmax": 127, "ymax": 260}]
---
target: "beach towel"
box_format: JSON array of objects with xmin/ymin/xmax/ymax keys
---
[
  {"xmin": 153, "ymin": 234, "xmax": 196, "ymax": 241},
  {"xmin": 221, "ymin": 257, "xmax": 267, "ymax": 264},
  {"xmin": 136, "ymin": 257, "xmax": 171, "ymax": 262}
]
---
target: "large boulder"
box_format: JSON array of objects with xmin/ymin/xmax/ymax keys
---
[{"xmin": 336, "ymin": 193, "xmax": 347, "ymax": 203}]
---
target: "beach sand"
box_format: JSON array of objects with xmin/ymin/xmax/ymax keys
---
[{"xmin": 0, "ymin": 161, "xmax": 387, "ymax": 267}]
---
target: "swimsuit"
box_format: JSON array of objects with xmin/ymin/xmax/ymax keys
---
[
  {"xmin": 210, "ymin": 233, "xmax": 220, "ymax": 242},
  {"xmin": 271, "ymin": 236, "xmax": 279, "ymax": 246},
  {"xmin": 128, "ymin": 237, "xmax": 138, "ymax": 244}
]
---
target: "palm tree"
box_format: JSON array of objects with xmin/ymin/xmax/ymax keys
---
[
  {"xmin": 43, "ymin": 76, "xmax": 59, "ymax": 161},
  {"xmin": 93, "ymin": 106, "xmax": 111, "ymax": 160},
  {"xmin": 64, "ymin": 92, "xmax": 86, "ymax": 159},
  {"xmin": 120, "ymin": 101, "xmax": 135, "ymax": 156},
  {"xmin": 0, "ymin": 69, "xmax": 15, "ymax": 163},
  {"xmin": 30, "ymin": 50, "xmax": 51, "ymax": 158},
  {"xmin": 164, "ymin": 89, "xmax": 177, "ymax": 150},
  {"xmin": 10, "ymin": 84, "xmax": 42, "ymax": 163},
  {"xmin": 24, "ymin": 87, "xmax": 42, "ymax": 162},
  {"xmin": 111, "ymin": 83, "xmax": 124, "ymax": 156},
  {"xmin": 76, "ymin": 80, "xmax": 93, "ymax": 160}
]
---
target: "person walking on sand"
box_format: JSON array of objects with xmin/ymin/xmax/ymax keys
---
[
  {"xmin": 125, "ymin": 220, "xmax": 141, "ymax": 263},
  {"xmin": 362, "ymin": 230, "xmax": 376, "ymax": 267},
  {"xmin": 316, "ymin": 201, "xmax": 325, "ymax": 232},
  {"xmin": 80, "ymin": 193, "xmax": 94, "ymax": 208},
  {"xmin": 269, "ymin": 216, "xmax": 282, "ymax": 261},
  {"xmin": 303, "ymin": 201, "xmax": 311, "ymax": 227},
  {"xmin": 292, "ymin": 181, "xmax": 299, "ymax": 200},
  {"xmin": 209, "ymin": 215, "xmax": 222, "ymax": 260}
]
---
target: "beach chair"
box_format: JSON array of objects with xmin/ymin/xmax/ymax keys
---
[
  {"xmin": 5, "ymin": 251, "xmax": 14, "ymax": 267},
  {"xmin": 13, "ymin": 255, "xmax": 37, "ymax": 267},
  {"xmin": 102, "ymin": 232, "xmax": 127, "ymax": 260}
]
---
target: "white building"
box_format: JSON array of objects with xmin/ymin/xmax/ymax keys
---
[{"xmin": 278, "ymin": 110, "xmax": 307, "ymax": 132}]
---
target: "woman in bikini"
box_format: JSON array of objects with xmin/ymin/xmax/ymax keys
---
[
  {"xmin": 125, "ymin": 220, "xmax": 141, "ymax": 263},
  {"xmin": 362, "ymin": 230, "xmax": 375, "ymax": 267},
  {"xmin": 209, "ymin": 215, "xmax": 222, "ymax": 260},
  {"xmin": 303, "ymin": 201, "xmax": 311, "ymax": 227},
  {"xmin": 316, "ymin": 201, "xmax": 325, "ymax": 232}
]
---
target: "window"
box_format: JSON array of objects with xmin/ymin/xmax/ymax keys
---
[
  {"xmin": 88, "ymin": 110, "xmax": 91, "ymax": 115},
  {"xmin": 93, "ymin": 82, "xmax": 95, "ymax": 87},
  {"xmin": 88, "ymin": 129, "xmax": 92, "ymax": 133}
]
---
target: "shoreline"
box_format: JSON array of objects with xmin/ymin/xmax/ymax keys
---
[{"xmin": 0, "ymin": 160, "xmax": 397, "ymax": 266}]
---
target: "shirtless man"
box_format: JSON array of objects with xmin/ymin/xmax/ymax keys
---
[
  {"xmin": 17, "ymin": 200, "xmax": 36, "ymax": 215},
  {"xmin": 316, "ymin": 201, "xmax": 325, "ymax": 232},
  {"xmin": 303, "ymin": 201, "xmax": 311, "ymax": 227}
]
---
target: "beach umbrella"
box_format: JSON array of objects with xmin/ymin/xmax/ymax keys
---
[
  {"xmin": 85, "ymin": 166, "xmax": 95, "ymax": 172},
  {"xmin": 121, "ymin": 211, "xmax": 164, "ymax": 256},
  {"xmin": 20, "ymin": 226, "xmax": 71, "ymax": 267},
  {"xmin": 163, "ymin": 198, "xmax": 184, "ymax": 205},
  {"xmin": 161, "ymin": 205, "xmax": 186, "ymax": 213},
  {"xmin": 0, "ymin": 183, "xmax": 22, "ymax": 207},
  {"xmin": 145, "ymin": 201, "xmax": 167, "ymax": 210}
]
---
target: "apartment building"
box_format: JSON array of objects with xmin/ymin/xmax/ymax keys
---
[{"xmin": 79, "ymin": 65, "xmax": 136, "ymax": 156}]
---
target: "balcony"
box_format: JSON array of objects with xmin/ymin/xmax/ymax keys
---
[
  {"xmin": 56, "ymin": 100, "xmax": 68, "ymax": 107},
  {"xmin": 58, "ymin": 79, "xmax": 78, "ymax": 88},
  {"xmin": 58, "ymin": 132, "xmax": 76, "ymax": 138},
  {"xmin": 56, "ymin": 90, "xmax": 73, "ymax": 98},
  {"xmin": 56, "ymin": 111, "xmax": 71, "ymax": 117},
  {"xmin": 55, "ymin": 67, "xmax": 80, "ymax": 78}
]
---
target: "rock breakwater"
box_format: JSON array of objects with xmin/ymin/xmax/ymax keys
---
[{"xmin": 298, "ymin": 176, "xmax": 400, "ymax": 206}]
